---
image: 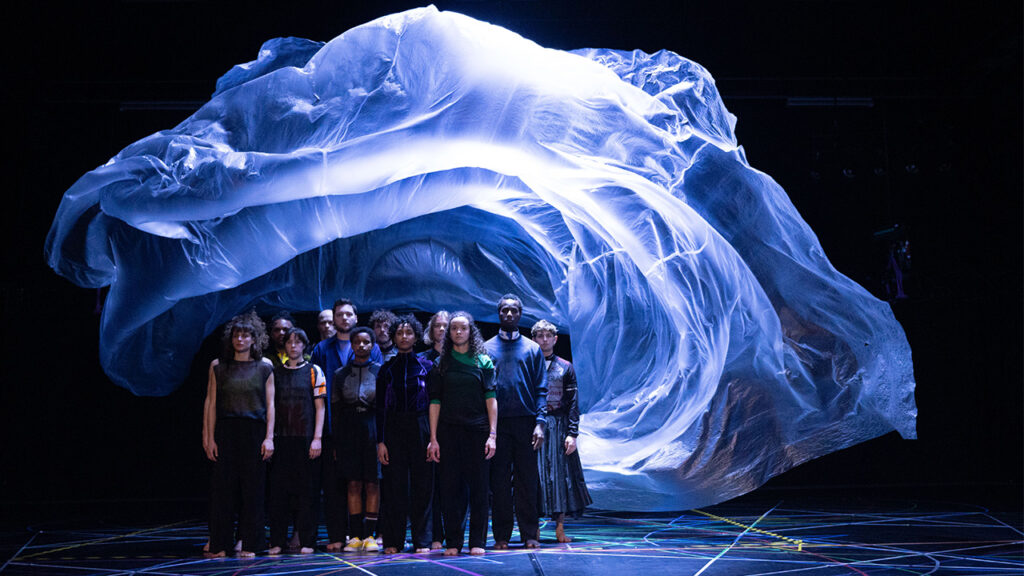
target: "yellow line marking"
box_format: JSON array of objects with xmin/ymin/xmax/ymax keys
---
[
  {"xmin": 693, "ymin": 509, "xmax": 804, "ymax": 551},
  {"xmin": 327, "ymin": 553, "xmax": 378, "ymax": 576}
]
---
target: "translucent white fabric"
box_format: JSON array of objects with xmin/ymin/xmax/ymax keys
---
[{"xmin": 45, "ymin": 7, "xmax": 916, "ymax": 510}]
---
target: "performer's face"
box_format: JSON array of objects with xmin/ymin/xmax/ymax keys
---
[
  {"xmin": 271, "ymin": 318, "xmax": 293, "ymax": 348},
  {"xmin": 285, "ymin": 333, "xmax": 305, "ymax": 360},
  {"xmin": 232, "ymin": 328, "xmax": 254, "ymax": 355},
  {"xmin": 534, "ymin": 330, "xmax": 557, "ymax": 356},
  {"xmin": 498, "ymin": 300, "xmax": 521, "ymax": 331},
  {"xmin": 394, "ymin": 323, "xmax": 417, "ymax": 353},
  {"xmin": 318, "ymin": 310, "xmax": 336, "ymax": 339},
  {"xmin": 351, "ymin": 332, "xmax": 373, "ymax": 360},
  {"xmin": 449, "ymin": 317, "xmax": 471, "ymax": 348},
  {"xmin": 373, "ymin": 320, "xmax": 392, "ymax": 345},
  {"xmin": 333, "ymin": 304, "xmax": 356, "ymax": 333},
  {"xmin": 431, "ymin": 317, "xmax": 448, "ymax": 344}
]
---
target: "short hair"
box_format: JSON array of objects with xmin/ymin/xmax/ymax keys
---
[
  {"xmin": 269, "ymin": 311, "xmax": 295, "ymax": 328},
  {"xmin": 390, "ymin": 314, "xmax": 424, "ymax": 342},
  {"xmin": 333, "ymin": 298, "xmax": 356, "ymax": 315},
  {"xmin": 423, "ymin": 310, "xmax": 451, "ymax": 346},
  {"xmin": 349, "ymin": 326, "xmax": 374, "ymax": 343},
  {"xmin": 497, "ymin": 293, "xmax": 523, "ymax": 312},
  {"xmin": 220, "ymin": 309, "xmax": 269, "ymax": 361},
  {"xmin": 285, "ymin": 327, "xmax": 309, "ymax": 348},
  {"xmin": 531, "ymin": 319, "xmax": 558, "ymax": 336},
  {"xmin": 369, "ymin": 309, "xmax": 398, "ymax": 329}
]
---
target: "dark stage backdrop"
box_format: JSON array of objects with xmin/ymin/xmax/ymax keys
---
[{"xmin": 2, "ymin": 1, "xmax": 1020, "ymax": 517}]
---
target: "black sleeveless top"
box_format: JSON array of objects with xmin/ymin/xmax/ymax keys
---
[
  {"xmin": 274, "ymin": 361, "xmax": 321, "ymax": 437},
  {"xmin": 215, "ymin": 359, "xmax": 272, "ymax": 420}
]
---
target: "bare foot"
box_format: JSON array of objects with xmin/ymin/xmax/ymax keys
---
[
  {"xmin": 525, "ymin": 539, "xmax": 541, "ymax": 549},
  {"xmin": 556, "ymin": 526, "xmax": 573, "ymax": 543},
  {"xmin": 299, "ymin": 547, "xmax": 314, "ymax": 554},
  {"xmin": 203, "ymin": 550, "xmax": 225, "ymax": 559},
  {"xmin": 415, "ymin": 547, "xmax": 431, "ymax": 553},
  {"xmin": 384, "ymin": 547, "xmax": 399, "ymax": 555},
  {"xmin": 326, "ymin": 541, "xmax": 343, "ymax": 552},
  {"xmin": 237, "ymin": 550, "xmax": 256, "ymax": 558},
  {"xmin": 430, "ymin": 541, "xmax": 443, "ymax": 550},
  {"xmin": 469, "ymin": 547, "xmax": 485, "ymax": 556},
  {"xmin": 268, "ymin": 546, "xmax": 282, "ymax": 555},
  {"xmin": 493, "ymin": 541, "xmax": 509, "ymax": 550},
  {"xmin": 444, "ymin": 547, "xmax": 460, "ymax": 556}
]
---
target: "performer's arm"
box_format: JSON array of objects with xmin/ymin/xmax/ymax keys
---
[
  {"xmin": 427, "ymin": 402, "xmax": 441, "ymax": 462},
  {"xmin": 261, "ymin": 369, "xmax": 275, "ymax": 460},
  {"xmin": 485, "ymin": 397, "xmax": 497, "ymax": 459},
  {"xmin": 532, "ymin": 349, "xmax": 547, "ymax": 450},
  {"xmin": 565, "ymin": 363, "xmax": 579, "ymax": 455},
  {"xmin": 310, "ymin": 366, "xmax": 325, "ymax": 459},
  {"xmin": 204, "ymin": 360, "xmax": 218, "ymax": 461}
]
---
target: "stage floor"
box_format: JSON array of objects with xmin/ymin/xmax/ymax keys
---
[{"xmin": 3, "ymin": 493, "xmax": 1021, "ymax": 575}]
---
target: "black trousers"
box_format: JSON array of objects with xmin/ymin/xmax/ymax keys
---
[
  {"xmin": 438, "ymin": 422, "xmax": 490, "ymax": 550},
  {"xmin": 380, "ymin": 412, "xmax": 434, "ymax": 549},
  {"xmin": 321, "ymin": 435, "xmax": 348, "ymax": 543},
  {"xmin": 490, "ymin": 415, "xmax": 541, "ymax": 543},
  {"xmin": 209, "ymin": 418, "xmax": 266, "ymax": 554},
  {"xmin": 268, "ymin": 436, "xmax": 317, "ymax": 548}
]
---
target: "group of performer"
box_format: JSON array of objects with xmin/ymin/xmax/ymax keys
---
[{"xmin": 202, "ymin": 294, "xmax": 591, "ymax": 557}]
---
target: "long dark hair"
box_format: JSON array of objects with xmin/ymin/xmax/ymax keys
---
[
  {"xmin": 438, "ymin": 311, "xmax": 487, "ymax": 376},
  {"xmin": 220, "ymin": 309, "xmax": 269, "ymax": 362}
]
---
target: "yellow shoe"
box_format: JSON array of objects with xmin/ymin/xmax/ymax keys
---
[
  {"xmin": 362, "ymin": 538, "xmax": 379, "ymax": 552},
  {"xmin": 343, "ymin": 537, "xmax": 363, "ymax": 552}
]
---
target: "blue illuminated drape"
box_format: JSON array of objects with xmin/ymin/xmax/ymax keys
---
[{"xmin": 45, "ymin": 6, "xmax": 916, "ymax": 510}]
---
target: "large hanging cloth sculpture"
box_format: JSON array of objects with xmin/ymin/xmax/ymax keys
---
[{"xmin": 45, "ymin": 6, "xmax": 916, "ymax": 510}]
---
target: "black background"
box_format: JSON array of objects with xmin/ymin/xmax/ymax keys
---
[{"xmin": 2, "ymin": 1, "xmax": 1020, "ymax": 517}]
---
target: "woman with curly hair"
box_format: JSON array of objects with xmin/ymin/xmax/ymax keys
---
[
  {"xmin": 376, "ymin": 315, "xmax": 436, "ymax": 554},
  {"xmin": 203, "ymin": 309, "xmax": 276, "ymax": 558},
  {"xmin": 426, "ymin": 312, "xmax": 497, "ymax": 556}
]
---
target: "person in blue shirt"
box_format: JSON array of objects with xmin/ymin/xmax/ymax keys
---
[{"xmin": 484, "ymin": 294, "xmax": 547, "ymax": 549}]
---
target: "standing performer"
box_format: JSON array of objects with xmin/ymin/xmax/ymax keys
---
[
  {"xmin": 426, "ymin": 312, "xmax": 497, "ymax": 556},
  {"xmin": 333, "ymin": 327, "xmax": 383, "ymax": 552},
  {"xmin": 268, "ymin": 328, "xmax": 326, "ymax": 555},
  {"xmin": 266, "ymin": 311, "xmax": 296, "ymax": 367},
  {"xmin": 203, "ymin": 310, "xmax": 275, "ymax": 558},
  {"xmin": 376, "ymin": 315, "xmax": 436, "ymax": 554},
  {"xmin": 311, "ymin": 299, "xmax": 383, "ymax": 551},
  {"xmin": 485, "ymin": 294, "xmax": 547, "ymax": 549},
  {"xmin": 531, "ymin": 320, "xmax": 591, "ymax": 542},
  {"xmin": 317, "ymin": 309, "xmax": 337, "ymax": 343},
  {"xmin": 419, "ymin": 310, "xmax": 450, "ymax": 364},
  {"xmin": 370, "ymin": 309, "xmax": 399, "ymax": 363},
  {"xmin": 418, "ymin": 309, "xmax": 450, "ymax": 550}
]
